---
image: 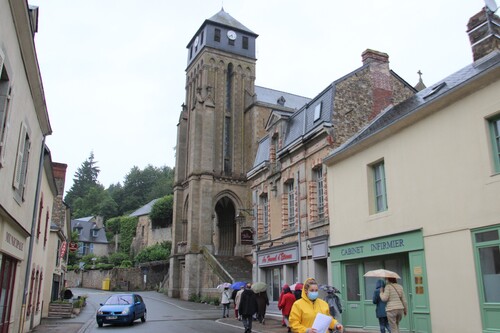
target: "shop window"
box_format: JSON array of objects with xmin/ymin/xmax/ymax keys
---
[
  {"xmin": 0, "ymin": 255, "xmax": 17, "ymax": 333},
  {"xmin": 473, "ymin": 227, "xmax": 500, "ymax": 303},
  {"xmin": 265, "ymin": 267, "xmax": 282, "ymax": 302},
  {"xmin": 488, "ymin": 115, "xmax": 500, "ymax": 173}
]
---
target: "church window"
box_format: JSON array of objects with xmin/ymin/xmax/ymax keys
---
[
  {"xmin": 223, "ymin": 64, "xmax": 233, "ymax": 175},
  {"xmin": 228, "ymin": 38, "xmax": 235, "ymax": 46},
  {"xmin": 242, "ymin": 36, "xmax": 248, "ymax": 50},
  {"xmin": 200, "ymin": 30, "xmax": 204, "ymax": 44},
  {"xmin": 214, "ymin": 28, "xmax": 221, "ymax": 42}
]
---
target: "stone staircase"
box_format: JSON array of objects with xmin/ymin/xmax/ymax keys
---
[
  {"xmin": 215, "ymin": 255, "xmax": 253, "ymax": 283},
  {"xmin": 201, "ymin": 247, "xmax": 252, "ymax": 284}
]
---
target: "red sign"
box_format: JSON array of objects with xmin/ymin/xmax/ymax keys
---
[
  {"xmin": 258, "ymin": 247, "xmax": 298, "ymax": 267},
  {"xmin": 68, "ymin": 241, "xmax": 78, "ymax": 252},
  {"xmin": 59, "ymin": 241, "xmax": 67, "ymax": 258}
]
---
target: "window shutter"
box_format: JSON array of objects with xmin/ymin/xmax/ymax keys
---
[
  {"xmin": 0, "ymin": 48, "xmax": 4, "ymax": 74},
  {"xmin": 13, "ymin": 124, "xmax": 27, "ymax": 189}
]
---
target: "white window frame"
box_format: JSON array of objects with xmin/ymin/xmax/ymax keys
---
[
  {"xmin": 13, "ymin": 122, "xmax": 31, "ymax": 200},
  {"xmin": 262, "ymin": 195, "xmax": 269, "ymax": 236},
  {"xmin": 316, "ymin": 167, "xmax": 325, "ymax": 219},
  {"xmin": 373, "ymin": 162, "xmax": 388, "ymax": 212},
  {"xmin": 0, "ymin": 48, "xmax": 12, "ymax": 167},
  {"xmin": 287, "ymin": 181, "xmax": 295, "ymax": 229}
]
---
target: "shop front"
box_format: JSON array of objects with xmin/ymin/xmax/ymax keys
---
[
  {"xmin": 0, "ymin": 217, "xmax": 27, "ymax": 333},
  {"xmin": 256, "ymin": 243, "xmax": 299, "ymax": 302},
  {"xmin": 330, "ymin": 229, "xmax": 432, "ymax": 332}
]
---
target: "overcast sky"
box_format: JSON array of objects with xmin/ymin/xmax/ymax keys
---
[{"xmin": 29, "ymin": 0, "xmax": 486, "ymax": 193}]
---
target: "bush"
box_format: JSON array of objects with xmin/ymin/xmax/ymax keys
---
[
  {"xmin": 134, "ymin": 242, "xmax": 171, "ymax": 263},
  {"xmin": 95, "ymin": 263, "xmax": 113, "ymax": 270},
  {"xmin": 109, "ymin": 252, "xmax": 130, "ymax": 267},
  {"xmin": 120, "ymin": 260, "xmax": 133, "ymax": 268},
  {"xmin": 188, "ymin": 293, "xmax": 201, "ymax": 303},
  {"xmin": 150, "ymin": 195, "xmax": 173, "ymax": 228}
]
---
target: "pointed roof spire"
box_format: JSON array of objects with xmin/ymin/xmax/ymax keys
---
[
  {"xmin": 414, "ymin": 70, "xmax": 426, "ymax": 91},
  {"xmin": 206, "ymin": 8, "xmax": 256, "ymax": 35}
]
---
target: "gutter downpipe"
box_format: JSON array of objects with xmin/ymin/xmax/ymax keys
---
[{"xmin": 18, "ymin": 136, "xmax": 46, "ymax": 333}]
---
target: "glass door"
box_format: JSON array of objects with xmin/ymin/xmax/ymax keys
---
[
  {"xmin": 344, "ymin": 263, "xmax": 363, "ymax": 326},
  {"xmin": 0, "ymin": 256, "xmax": 17, "ymax": 333}
]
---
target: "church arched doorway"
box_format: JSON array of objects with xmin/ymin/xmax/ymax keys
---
[{"xmin": 215, "ymin": 197, "xmax": 236, "ymax": 256}]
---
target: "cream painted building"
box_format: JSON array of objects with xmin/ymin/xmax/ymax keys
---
[
  {"xmin": 0, "ymin": 1, "xmax": 54, "ymax": 333},
  {"xmin": 324, "ymin": 7, "xmax": 500, "ymax": 333}
]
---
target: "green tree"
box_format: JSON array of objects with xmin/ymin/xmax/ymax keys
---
[
  {"xmin": 120, "ymin": 165, "xmax": 174, "ymax": 213},
  {"xmin": 65, "ymin": 152, "xmax": 101, "ymax": 210},
  {"xmin": 109, "ymin": 252, "xmax": 130, "ymax": 267},
  {"xmin": 149, "ymin": 195, "xmax": 173, "ymax": 228}
]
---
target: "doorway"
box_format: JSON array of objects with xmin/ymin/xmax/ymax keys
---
[{"xmin": 215, "ymin": 197, "xmax": 236, "ymax": 256}]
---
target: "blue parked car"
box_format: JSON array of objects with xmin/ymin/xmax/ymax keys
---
[{"xmin": 96, "ymin": 293, "xmax": 147, "ymax": 327}]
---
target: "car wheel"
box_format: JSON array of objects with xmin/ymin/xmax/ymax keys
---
[
  {"xmin": 97, "ymin": 320, "xmax": 103, "ymax": 328},
  {"xmin": 141, "ymin": 311, "xmax": 147, "ymax": 323}
]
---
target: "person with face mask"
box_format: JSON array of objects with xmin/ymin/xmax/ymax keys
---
[{"xmin": 289, "ymin": 278, "xmax": 343, "ymax": 333}]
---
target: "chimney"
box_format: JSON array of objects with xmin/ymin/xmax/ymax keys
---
[
  {"xmin": 361, "ymin": 49, "xmax": 393, "ymax": 120},
  {"xmin": 51, "ymin": 162, "xmax": 67, "ymax": 228},
  {"xmin": 467, "ymin": 7, "xmax": 500, "ymax": 61},
  {"xmin": 362, "ymin": 49, "xmax": 389, "ymax": 65}
]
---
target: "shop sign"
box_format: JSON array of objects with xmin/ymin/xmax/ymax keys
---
[
  {"xmin": 59, "ymin": 241, "xmax": 67, "ymax": 258},
  {"xmin": 331, "ymin": 230, "xmax": 424, "ymax": 261},
  {"xmin": 1, "ymin": 225, "xmax": 26, "ymax": 260},
  {"xmin": 68, "ymin": 241, "xmax": 79, "ymax": 252},
  {"xmin": 241, "ymin": 230, "xmax": 253, "ymax": 245},
  {"xmin": 258, "ymin": 247, "xmax": 298, "ymax": 267}
]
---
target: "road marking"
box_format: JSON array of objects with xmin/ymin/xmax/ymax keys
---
[{"xmin": 142, "ymin": 295, "xmax": 220, "ymax": 313}]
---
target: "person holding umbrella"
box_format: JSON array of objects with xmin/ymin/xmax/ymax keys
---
[
  {"xmin": 373, "ymin": 279, "xmax": 390, "ymax": 333},
  {"xmin": 251, "ymin": 282, "xmax": 269, "ymax": 324},
  {"xmin": 380, "ymin": 277, "xmax": 407, "ymax": 333},
  {"xmin": 289, "ymin": 278, "xmax": 343, "ymax": 333},
  {"xmin": 239, "ymin": 283, "xmax": 258, "ymax": 333}
]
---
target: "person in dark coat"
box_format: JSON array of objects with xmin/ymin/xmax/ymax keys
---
[
  {"xmin": 255, "ymin": 291, "xmax": 269, "ymax": 324},
  {"xmin": 373, "ymin": 279, "xmax": 391, "ymax": 333},
  {"xmin": 238, "ymin": 283, "xmax": 258, "ymax": 333}
]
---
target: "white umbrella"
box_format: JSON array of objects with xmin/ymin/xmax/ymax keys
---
[
  {"xmin": 216, "ymin": 282, "xmax": 232, "ymax": 290},
  {"xmin": 363, "ymin": 269, "xmax": 401, "ymax": 279}
]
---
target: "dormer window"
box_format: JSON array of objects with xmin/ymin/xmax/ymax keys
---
[
  {"xmin": 91, "ymin": 229, "xmax": 99, "ymax": 238},
  {"xmin": 314, "ymin": 102, "xmax": 322, "ymax": 121},
  {"xmin": 277, "ymin": 96, "xmax": 286, "ymax": 106}
]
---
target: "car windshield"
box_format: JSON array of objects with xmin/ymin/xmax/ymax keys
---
[{"xmin": 104, "ymin": 295, "xmax": 134, "ymax": 305}]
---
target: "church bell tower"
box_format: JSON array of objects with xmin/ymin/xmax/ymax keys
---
[{"xmin": 169, "ymin": 8, "xmax": 258, "ymax": 299}]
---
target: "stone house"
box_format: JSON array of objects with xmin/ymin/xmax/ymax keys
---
[
  {"xmin": 71, "ymin": 216, "xmax": 109, "ymax": 257},
  {"xmin": 323, "ymin": 7, "xmax": 500, "ymax": 332},
  {"xmin": 247, "ymin": 49, "xmax": 416, "ymax": 301},
  {"xmin": 130, "ymin": 198, "xmax": 172, "ymax": 255}
]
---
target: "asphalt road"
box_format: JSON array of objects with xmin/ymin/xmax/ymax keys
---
[{"xmin": 55, "ymin": 288, "xmax": 285, "ymax": 333}]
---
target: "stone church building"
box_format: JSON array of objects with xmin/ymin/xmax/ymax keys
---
[{"xmin": 168, "ymin": 8, "xmax": 418, "ymax": 300}]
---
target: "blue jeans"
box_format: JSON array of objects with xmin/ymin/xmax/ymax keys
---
[{"xmin": 378, "ymin": 316, "xmax": 391, "ymax": 333}]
